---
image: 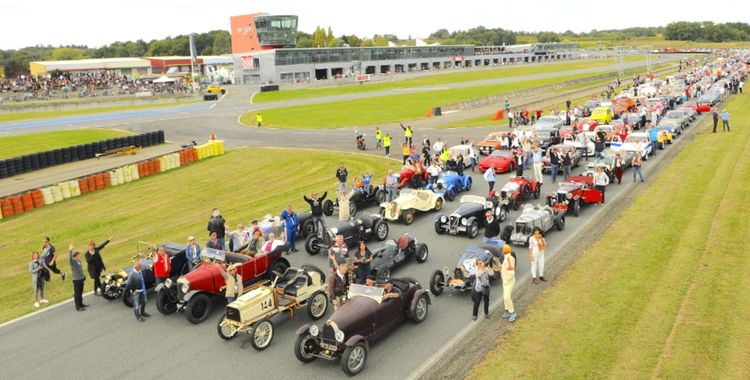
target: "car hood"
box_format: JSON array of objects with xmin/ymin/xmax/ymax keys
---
[
  {"xmin": 328, "ymin": 296, "xmax": 378, "ymax": 333},
  {"xmin": 555, "ymin": 183, "xmax": 582, "ymax": 194},
  {"xmin": 452, "ymin": 202, "xmax": 484, "ymax": 217}
]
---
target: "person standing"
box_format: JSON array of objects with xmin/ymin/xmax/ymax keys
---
[
  {"xmin": 532, "ymin": 144, "xmax": 543, "ymax": 184},
  {"xmin": 327, "ymin": 235, "xmax": 349, "ymax": 275},
  {"xmin": 593, "ymin": 166, "xmax": 610, "ymax": 203},
  {"xmin": 338, "ymin": 189, "xmax": 354, "ymax": 221},
  {"xmin": 375, "ymin": 127, "xmax": 383, "ymax": 149},
  {"xmin": 613, "ymin": 154, "xmax": 625, "ymax": 184},
  {"xmin": 482, "ymin": 210, "xmax": 504, "ymax": 247},
  {"xmin": 712, "ymin": 109, "xmax": 719, "ymax": 133},
  {"xmin": 153, "ymin": 245, "xmax": 171, "ymax": 285},
  {"xmin": 336, "ymin": 162, "xmax": 348, "ymax": 192},
  {"xmin": 385, "ymin": 170, "xmax": 399, "ymax": 202},
  {"xmin": 220, "ymin": 263, "xmax": 243, "ymax": 303},
  {"xmin": 29, "ymin": 252, "xmax": 47, "ymax": 308},
  {"xmin": 529, "ymin": 227, "xmax": 547, "ymax": 285},
  {"xmin": 503, "ymin": 99, "xmax": 510, "ymax": 115},
  {"xmin": 594, "ymin": 134, "xmax": 605, "ymax": 160},
  {"xmin": 401, "ymin": 143, "xmax": 410, "ymax": 164},
  {"xmin": 353, "ymin": 241, "xmax": 373, "ymax": 284},
  {"xmin": 280, "ymin": 205, "xmax": 299, "ymax": 252},
  {"xmin": 126, "ymin": 260, "xmax": 148, "ymax": 322},
  {"xmin": 85, "ymin": 237, "xmax": 112, "ymax": 295},
  {"xmin": 427, "ymin": 161, "xmax": 441, "ymax": 185},
  {"xmin": 383, "ymin": 133, "xmax": 392, "ymax": 157},
  {"xmin": 68, "ymin": 244, "xmax": 87, "ymax": 311},
  {"xmin": 185, "ymin": 236, "xmax": 201, "ymax": 271},
  {"xmin": 468, "ymin": 145, "xmax": 478, "ymax": 172},
  {"xmin": 206, "ymin": 209, "xmax": 226, "ymax": 247},
  {"xmin": 304, "ymin": 191, "xmax": 328, "ymax": 233},
  {"xmin": 484, "ymin": 165, "xmax": 496, "ymax": 193},
  {"xmin": 328, "ymin": 263, "xmax": 349, "ymax": 311},
  {"xmin": 400, "ymin": 123, "xmax": 413, "ymax": 146},
  {"xmin": 561, "ymin": 149, "xmax": 572, "ymax": 179},
  {"xmin": 722, "ymin": 110, "xmax": 730, "ymax": 132},
  {"xmin": 501, "ymin": 245, "xmax": 517, "ymax": 322},
  {"xmin": 647, "ymin": 123, "xmax": 658, "ymax": 157},
  {"xmin": 522, "ymin": 138, "xmax": 532, "ymax": 169},
  {"xmin": 514, "ymin": 149, "xmax": 525, "ymax": 177},
  {"xmin": 255, "ymin": 112, "xmax": 263, "ymax": 127},
  {"xmin": 206, "ymin": 231, "xmax": 224, "ymax": 250},
  {"xmin": 550, "ymin": 147, "xmax": 560, "ymax": 183},
  {"xmin": 632, "ymin": 152, "xmax": 645, "ymax": 182},
  {"xmin": 471, "ymin": 259, "xmax": 491, "ymax": 321},
  {"xmin": 41, "ymin": 237, "xmax": 65, "ymax": 281},
  {"xmin": 508, "ymin": 110, "xmax": 515, "ymax": 129}
]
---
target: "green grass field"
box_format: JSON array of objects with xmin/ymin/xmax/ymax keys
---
[
  {"xmin": 567, "ymin": 36, "xmax": 750, "ymax": 49},
  {"xmin": 0, "ymin": 99, "xmax": 200, "ymax": 123},
  {"xmin": 0, "ymin": 148, "xmax": 396, "ymax": 323},
  {"xmin": 253, "ymin": 57, "xmax": 645, "ymax": 104},
  {"xmin": 470, "ymin": 93, "xmax": 750, "ymax": 379},
  {"xmin": 0, "ymin": 129, "xmax": 131, "ymax": 159},
  {"xmin": 242, "ymin": 71, "xmax": 626, "ymax": 129}
]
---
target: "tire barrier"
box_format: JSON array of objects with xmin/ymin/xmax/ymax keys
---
[{"xmin": 1, "ymin": 138, "xmax": 222, "ymax": 221}]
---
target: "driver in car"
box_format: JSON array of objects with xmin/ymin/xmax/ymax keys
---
[
  {"xmin": 364, "ymin": 274, "xmax": 376, "ymax": 287},
  {"xmin": 382, "ymin": 279, "xmax": 401, "ymax": 300},
  {"xmin": 395, "ymin": 233, "xmax": 410, "ymax": 263}
]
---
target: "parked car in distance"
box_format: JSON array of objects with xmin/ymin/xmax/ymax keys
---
[
  {"xmin": 322, "ymin": 186, "xmax": 387, "ymax": 218},
  {"xmin": 533, "ymin": 115, "xmax": 565, "ymax": 130},
  {"xmin": 448, "ymin": 144, "xmax": 477, "ymax": 167},
  {"xmin": 474, "ymin": 132, "xmax": 511, "ymax": 155},
  {"xmin": 590, "ymin": 106, "xmax": 614, "ymax": 124},
  {"xmin": 611, "ymin": 132, "xmax": 653, "ymax": 159},
  {"xmin": 542, "ymin": 144, "xmax": 582, "ymax": 173},
  {"xmin": 206, "ymin": 85, "xmax": 226, "ymax": 94},
  {"xmin": 426, "ymin": 170, "xmax": 472, "ymax": 201}
]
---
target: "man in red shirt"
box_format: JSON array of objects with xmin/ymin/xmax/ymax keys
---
[{"xmin": 153, "ymin": 245, "xmax": 171, "ymax": 285}]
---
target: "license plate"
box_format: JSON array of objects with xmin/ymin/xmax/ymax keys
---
[{"xmin": 321, "ymin": 342, "xmax": 338, "ymax": 351}]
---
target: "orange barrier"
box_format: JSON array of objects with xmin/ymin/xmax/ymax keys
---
[
  {"xmin": 94, "ymin": 174, "xmax": 104, "ymax": 190},
  {"xmin": 426, "ymin": 108, "xmax": 432, "ymax": 117},
  {"xmin": 1, "ymin": 198, "xmax": 14, "ymax": 218},
  {"xmin": 22, "ymin": 192, "xmax": 34, "ymax": 211},
  {"xmin": 87, "ymin": 176, "xmax": 97, "ymax": 192},
  {"xmin": 153, "ymin": 158, "xmax": 161, "ymax": 173},
  {"xmin": 137, "ymin": 162, "xmax": 146, "ymax": 178},
  {"xmin": 31, "ymin": 189, "xmax": 45, "ymax": 208},
  {"xmin": 79, "ymin": 178, "xmax": 90, "ymax": 194},
  {"xmin": 102, "ymin": 172, "xmax": 111, "ymax": 188},
  {"xmin": 492, "ymin": 110, "xmax": 505, "ymax": 121},
  {"xmin": 11, "ymin": 195, "xmax": 24, "ymax": 215}
]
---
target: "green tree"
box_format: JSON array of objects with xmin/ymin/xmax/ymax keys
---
[
  {"xmin": 49, "ymin": 47, "xmax": 89, "ymax": 61},
  {"xmin": 537, "ymin": 31, "xmax": 560, "ymax": 43},
  {"xmin": 312, "ymin": 26, "xmax": 326, "ymax": 47},
  {"xmin": 212, "ymin": 32, "xmax": 231, "ymax": 54}
]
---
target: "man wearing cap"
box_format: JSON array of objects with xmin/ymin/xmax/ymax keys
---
[
  {"xmin": 501, "ymin": 245, "xmax": 518, "ymax": 322},
  {"xmin": 364, "ymin": 274, "xmax": 376, "ymax": 287},
  {"xmin": 382, "ymin": 279, "xmax": 401, "ymax": 300},
  {"xmin": 220, "ymin": 263, "xmax": 243, "ymax": 303},
  {"xmin": 42, "ymin": 237, "xmax": 66, "ymax": 281},
  {"xmin": 280, "ymin": 205, "xmax": 299, "ymax": 252},
  {"xmin": 185, "ymin": 236, "xmax": 201, "ymax": 271}
]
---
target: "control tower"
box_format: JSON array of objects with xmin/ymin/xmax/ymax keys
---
[{"xmin": 230, "ymin": 13, "xmax": 298, "ymax": 54}]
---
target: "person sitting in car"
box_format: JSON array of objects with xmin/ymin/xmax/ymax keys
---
[
  {"xmin": 382, "ymin": 279, "xmax": 401, "ymax": 300},
  {"xmin": 206, "ymin": 231, "xmax": 224, "ymax": 251},
  {"xmin": 364, "ymin": 274, "xmax": 376, "ymax": 287},
  {"xmin": 261, "ymin": 233, "xmax": 283, "ymax": 254},
  {"xmin": 394, "ymin": 233, "xmax": 411, "ymax": 263},
  {"xmin": 361, "ymin": 173, "xmax": 373, "ymax": 194}
]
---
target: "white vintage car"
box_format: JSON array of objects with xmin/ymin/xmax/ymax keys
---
[
  {"xmin": 610, "ymin": 132, "xmax": 653, "ymax": 159},
  {"xmin": 562, "ymin": 134, "xmax": 595, "ymax": 156},
  {"xmin": 380, "ymin": 188, "xmax": 444, "ymax": 225}
]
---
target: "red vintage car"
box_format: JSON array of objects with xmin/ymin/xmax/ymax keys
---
[
  {"xmin": 496, "ymin": 176, "xmax": 542, "ymax": 210},
  {"xmin": 613, "ymin": 97, "xmax": 636, "ymax": 117},
  {"xmin": 390, "ymin": 165, "xmax": 429, "ymax": 189},
  {"xmin": 681, "ymin": 100, "xmax": 711, "ymax": 114},
  {"xmin": 155, "ymin": 246, "xmax": 290, "ymax": 324},
  {"xmin": 573, "ymin": 118, "xmax": 599, "ymax": 133},
  {"xmin": 478, "ymin": 149, "xmax": 516, "ymax": 173},
  {"xmin": 545, "ymin": 176, "xmax": 603, "ymax": 216},
  {"xmin": 474, "ymin": 132, "xmax": 511, "ymax": 155}
]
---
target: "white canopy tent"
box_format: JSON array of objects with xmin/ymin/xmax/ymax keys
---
[{"xmin": 153, "ymin": 76, "xmax": 176, "ymax": 83}]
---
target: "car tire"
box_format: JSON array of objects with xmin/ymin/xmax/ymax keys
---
[
  {"xmin": 521, "ymin": 185, "xmax": 531, "ymax": 199},
  {"xmin": 122, "ymin": 289, "xmax": 134, "ymax": 308},
  {"xmin": 375, "ymin": 189, "xmax": 386, "ymax": 204},
  {"xmin": 415, "ymin": 243, "xmax": 429, "ymax": 263},
  {"xmin": 434, "ymin": 198, "xmax": 443, "ymax": 211},
  {"xmin": 533, "ymin": 185, "xmax": 541, "ymax": 199},
  {"xmin": 402, "ymin": 210, "xmax": 415, "ymax": 225},
  {"xmin": 445, "ymin": 190, "xmax": 456, "ymax": 202},
  {"xmin": 294, "ymin": 333, "xmax": 318, "ymax": 363},
  {"xmin": 512, "ymin": 197, "xmax": 520, "ymax": 211},
  {"xmin": 250, "ymin": 318, "xmax": 274, "ymax": 351},
  {"xmin": 217, "ymin": 313, "xmax": 237, "ymax": 341},
  {"xmin": 302, "ymin": 219, "xmax": 315, "ymax": 238},
  {"xmin": 186, "ymin": 293, "xmax": 212, "ymax": 324},
  {"xmin": 468, "ymin": 221, "xmax": 479, "ymax": 239},
  {"xmin": 573, "ymin": 199, "xmax": 581, "ymax": 217},
  {"xmin": 501, "ymin": 225, "xmax": 513, "ymax": 242},
  {"xmin": 411, "ymin": 294, "xmax": 429, "ymax": 324},
  {"xmin": 378, "ymin": 267, "xmax": 392, "ymax": 280},
  {"xmin": 429, "ymin": 270, "xmax": 445, "ymax": 296},
  {"xmin": 156, "ymin": 287, "xmax": 177, "ymax": 315},
  {"xmin": 342, "ymin": 342, "xmax": 368, "ymax": 376},
  {"xmin": 374, "ymin": 220, "xmax": 389, "ymax": 241},
  {"xmin": 305, "ymin": 235, "xmax": 322, "ymax": 255},
  {"xmin": 497, "ymin": 206, "xmax": 507, "ymax": 222},
  {"xmin": 556, "ymin": 216, "xmax": 566, "ymax": 231},
  {"xmin": 322, "ymin": 200, "xmax": 334, "ymax": 216},
  {"xmin": 434, "ymin": 220, "xmax": 445, "ymax": 234},
  {"xmin": 465, "ymin": 177, "xmax": 472, "ymax": 191},
  {"xmin": 307, "ymin": 290, "xmax": 328, "ymax": 320},
  {"xmin": 349, "ymin": 202, "xmax": 357, "ymax": 218}
]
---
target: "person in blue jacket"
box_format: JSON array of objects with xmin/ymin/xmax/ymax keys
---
[
  {"xmin": 647, "ymin": 123, "xmax": 658, "ymax": 157},
  {"xmin": 280, "ymin": 205, "xmax": 299, "ymax": 253}
]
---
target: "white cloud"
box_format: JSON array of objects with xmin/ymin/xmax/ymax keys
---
[{"xmin": 0, "ymin": 0, "xmax": 745, "ymax": 49}]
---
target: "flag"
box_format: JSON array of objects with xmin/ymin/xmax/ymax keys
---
[{"xmin": 189, "ymin": 34, "xmax": 197, "ymax": 64}]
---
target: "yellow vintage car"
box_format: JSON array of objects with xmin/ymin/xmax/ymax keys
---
[
  {"xmin": 206, "ymin": 85, "xmax": 226, "ymax": 94},
  {"xmin": 590, "ymin": 106, "xmax": 614, "ymax": 124},
  {"xmin": 657, "ymin": 128, "xmax": 672, "ymax": 149}
]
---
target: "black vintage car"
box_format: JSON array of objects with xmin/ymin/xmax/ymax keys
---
[
  {"xmin": 534, "ymin": 127, "xmax": 562, "ymax": 150},
  {"xmin": 294, "ymin": 279, "xmax": 430, "ymax": 376},
  {"xmin": 429, "ymin": 244, "xmax": 503, "ymax": 296},
  {"xmin": 434, "ymin": 195, "xmax": 503, "ymax": 238},
  {"xmin": 101, "ymin": 242, "xmax": 189, "ymax": 307},
  {"xmin": 304, "ymin": 215, "xmax": 389, "ymax": 255},
  {"xmin": 322, "ymin": 186, "xmax": 387, "ymax": 218},
  {"xmin": 361, "ymin": 234, "xmax": 428, "ymax": 281}
]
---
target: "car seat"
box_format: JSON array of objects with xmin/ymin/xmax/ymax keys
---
[
  {"xmin": 275, "ymin": 268, "xmax": 300, "ymax": 289},
  {"xmin": 284, "ymin": 272, "xmax": 312, "ymax": 297}
]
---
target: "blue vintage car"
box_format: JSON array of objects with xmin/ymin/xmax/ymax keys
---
[
  {"xmin": 429, "ymin": 244, "xmax": 507, "ymax": 296},
  {"xmin": 426, "ymin": 170, "xmax": 472, "ymax": 201}
]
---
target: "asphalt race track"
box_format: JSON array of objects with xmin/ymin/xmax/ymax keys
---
[{"xmin": 0, "ymin": 56, "xmax": 699, "ymax": 380}]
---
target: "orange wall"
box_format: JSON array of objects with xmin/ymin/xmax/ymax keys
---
[{"xmin": 230, "ymin": 13, "xmax": 263, "ymax": 54}]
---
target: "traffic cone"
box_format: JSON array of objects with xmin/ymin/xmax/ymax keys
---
[
  {"xmin": 492, "ymin": 110, "xmax": 504, "ymax": 121},
  {"xmin": 426, "ymin": 108, "xmax": 433, "ymax": 117}
]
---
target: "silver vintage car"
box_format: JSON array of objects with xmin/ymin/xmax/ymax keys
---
[{"xmin": 501, "ymin": 204, "xmax": 565, "ymax": 246}]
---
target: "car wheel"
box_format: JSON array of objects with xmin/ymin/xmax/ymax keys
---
[
  {"xmin": 294, "ymin": 333, "xmax": 318, "ymax": 363},
  {"xmin": 156, "ymin": 287, "xmax": 177, "ymax": 315},
  {"xmin": 378, "ymin": 267, "xmax": 392, "ymax": 280},
  {"xmin": 468, "ymin": 221, "xmax": 479, "ymax": 239},
  {"xmin": 411, "ymin": 294, "xmax": 429, "ymax": 324},
  {"xmin": 307, "ymin": 290, "xmax": 328, "ymax": 320},
  {"xmin": 349, "ymin": 202, "xmax": 357, "ymax": 218},
  {"xmin": 512, "ymin": 197, "xmax": 520, "ymax": 211},
  {"xmin": 101, "ymin": 284, "xmax": 122, "ymax": 301},
  {"xmin": 533, "ymin": 184, "xmax": 541, "ymax": 199},
  {"xmin": 445, "ymin": 190, "xmax": 456, "ymax": 201},
  {"xmin": 374, "ymin": 220, "xmax": 389, "ymax": 241},
  {"xmin": 402, "ymin": 210, "xmax": 415, "ymax": 225},
  {"xmin": 429, "ymin": 270, "xmax": 445, "ymax": 296},
  {"xmin": 415, "ymin": 243, "xmax": 429, "ymax": 263},
  {"xmin": 501, "ymin": 225, "xmax": 513, "ymax": 242},
  {"xmin": 342, "ymin": 342, "xmax": 368, "ymax": 376},
  {"xmin": 556, "ymin": 216, "xmax": 566, "ymax": 231},
  {"xmin": 250, "ymin": 318, "xmax": 274, "ymax": 351},
  {"xmin": 269, "ymin": 260, "xmax": 289, "ymax": 278},
  {"xmin": 521, "ymin": 185, "xmax": 531, "ymax": 199},
  {"xmin": 434, "ymin": 198, "xmax": 444, "ymax": 211},
  {"xmin": 186, "ymin": 293, "xmax": 212, "ymax": 324},
  {"xmin": 122, "ymin": 289, "xmax": 134, "ymax": 308},
  {"xmin": 322, "ymin": 200, "xmax": 334, "ymax": 216},
  {"xmin": 217, "ymin": 313, "xmax": 237, "ymax": 341},
  {"xmin": 465, "ymin": 177, "xmax": 472, "ymax": 191},
  {"xmin": 434, "ymin": 220, "xmax": 445, "ymax": 234},
  {"xmin": 375, "ymin": 189, "xmax": 386, "ymax": 204},
  {"xmin": 497, "ymin": 206, "xmax": 507, "ymax": 222},
  {"xmin": 305, "ymin": 235, "xmax": 322, "ymax": 255},
  {"xmin": 573, "ymin": 199, "xmax": 581, "ymax": 217},
  {"xmin": 301, "ymin": 219, "xmax": 315, "ymax": 238}
]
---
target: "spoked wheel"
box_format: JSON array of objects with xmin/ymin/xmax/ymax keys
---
[
  {"xmin": 217, "ymin": 314, "xmax": 238, "ymax": 341},
  {"xmin": 434, "ymin": 198, "xmax": 443, "ymax": 211},
  {"xmin": 411, "ymin": 294, "xmax": 429, "ymax": 324},
  {"xmin": 497, "ymin": 206, "xmax": 507, "ymax": 222},
  {"xmin": 156, "ymin": 288, "xmax": 177, "ymax": 315},
  {"xmin": 430, "ymin": 270, "xmax": 445, "ymax": 296},
  {"xmin": 294, "ymin": 333, "xmax": 317, "ymax": 363},
  {"xmin": 101, "ymin": 285, "xmax": 122, "ymax": 301},
  {"xmin": 415, "ymin": 243, "xmax": 429, "ymax": 263},
  {"xmin": 342, "ymin": 342, "xmax": 368, "ymax": 376},
  {"xmin": 250, "ymin": 318, "xmax": 274, "ymax": 351},
  {"xmin": 374, "ymin": 220, "xmax": 389, "ymax": 241},
  {"xmin": 307, "ymin": 291, "xmax": 329, "ymax": 320},
  {"xmin": 533, "ymin": 185, "xmax": 541, "ymax": 199}
]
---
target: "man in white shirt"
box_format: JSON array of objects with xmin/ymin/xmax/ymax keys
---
[
  {"xmin": 426, "ymin": 162, "xmax": 442, "ymax": 185},
  {"xmin": 593, "ymin": 166, "xmax": 610, "ymax": 204}
]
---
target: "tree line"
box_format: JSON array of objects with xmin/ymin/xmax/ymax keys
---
[{"xmin": 664, "ymin": 21, "xmax": 750, "ymax": 42}]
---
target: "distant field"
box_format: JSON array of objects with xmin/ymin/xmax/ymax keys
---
[
  {"xmin": 0, "ymin": 129, "xmax": 131, "ymax": 159},
  {"xmin": 242, "ymin": 71, "xmax": 621, "ymax": 129},
  {"xmin": 566, "ymin": 36, "xmax": 750, "ymax": 49},
  {"xmin": 470, "ymin": 93, "xmax": 750, "ymax": 379},
  {"xmin": 0, "ymin": 99, "xmax": 201, "ymax": 123},
  {"xmin": 252, "ymin": 56, "xmax": 645, "ymax": 104},
  {"xmin": 0, "ymin": 147, "xmax": 397, "ymax": 323}
]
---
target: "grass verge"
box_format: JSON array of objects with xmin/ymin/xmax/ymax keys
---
[
  {"xmin": 252, "ymin": 57, "xmax": 645, "ymax": 104},
  {"xmin": 468, "ymin": 92, "xmax": 750, "ymax": 379},
  {"xmin": 0, "ymin": 129, "xmax": 131, "ymax": 159},
  {"xmin": 0, "ymin": 98, "xmax": 201, "ymax": 123},
  {"xmin": 0, "ymin": 147, "xmax": 397, "ymax": 323}
]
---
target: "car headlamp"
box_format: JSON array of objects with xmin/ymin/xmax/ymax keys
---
[
  {"xmin": 461, "ymin": 218, "xmax": 468, "ymax": 226},
  {"xmin": 440, "ymin": 216, "xmax": 447, "ymax": 223},
  {"xmin": 566, "ymin": 193, "xmax": 573, "ymax": 200},
  {"xmin": 165, "ymin": 278, "xmax": 172, "ymax": 288},
  {"xmin": 330, "ymin": 227, "xmax": 338, "ymax": 235},
  {"xmin": 178, "ymin": 278, "xmax": 190, "ymax": 293},
  {"xmin": 335, "ymin": 330, "xmax": 345, "ymax": 343},
  {"xmin": 309, "ymin": 325, "xmax": 319, "ymax": 337}
]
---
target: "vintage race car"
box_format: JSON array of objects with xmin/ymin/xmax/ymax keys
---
[
  {"xmin": 304, "ymin": 215, "xmax": 389, "ymax": 255},
  {"xmin": 477, "ymin": 149, "xmax": 516, "ymax": 173},
  {"xmin": 426, "ymin": 170, "xmax": 472, "ymax": 201},
  {"xmin": 542, "ymin": 144, "xmax": 582, "ymax": 173},
  {"xmin": 434, "ymin": 195, "xmax": 504, "ymax": 238},
  {"xmin": 379, "ymin": 188, "xmax": 444, "ymax": 225},
  {"xmin": 155, "ymin": 246, "xmax": 290, "ymax": 324},
  {"xmin": 366, "ymin": 234, "xmax": 429, "ymax": 280},
  {"xmin": 294, "ymin": 280, "xmax": 430, "ymax": 376},
  {"xmin": 474, "ymin": 131, "xmax": 511, "ymax": 155},
  {"xmin": 322, "ymin": 186, "xmax": 387, "ymax": 218},
  {"xmin": 494, "ymin": 176, "xmax": 542, "ymax": 211},
  {"xmin": 429, "ymin": 244, "xmax": 502, "ymax": 296},
  {"xmin": 101, "ymin": 242, "xmax": 189, "ymax": 307},
  {"xmin": 217, "ymin": 265, "xmax": 329, "ymax": 350},
  {"xmin": 573, "ymin": 117, "xmax": 600, "ymax": 133},
  {"xmin": 610, "ymin": 132, "xmax": 652, "ymax": 159},
  {"xmin": 501, "ymin": 204, "xmax": 565, "ymax": 246},
  {"xmin": 533, "ymin": 127, "xmax": 562, "ymax": 150},
  {"xmin": 391, "ymin": 165, "xmax": 429, "ymax": 190},
  {"xmin": 546, "ymin": 176, "xmax": 603, "ymax": 217}
]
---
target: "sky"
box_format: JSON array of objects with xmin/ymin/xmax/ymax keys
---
[{"xmin": 0, "ymin": 0, "xmax": 745, "ymax": 49}]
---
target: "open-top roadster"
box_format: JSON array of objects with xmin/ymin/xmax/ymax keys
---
[
  {"xmin": 304, "ymin": 215, "xmax": 389, "ymax": 255},
  {"xmin": 379, "ymin": 188, "xmax": 444, "ymax": 225},
  {"xmin": 546, "ymin": 176, "xmax": 603, "ymax": 217},
  {"xmin": 429, "ymin": 244, "xmax": 502, "ymax": 296},
  {"xmin": 322, "ymin": 186, "xmax": 387, "ymax": 218},
  {"xmin": 434, "ymin": 195, "xmax": 504, "ymax": 238},
  {"xmin": 501, "ymin": 204, "xmax": 565, "ymax": 246}
]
